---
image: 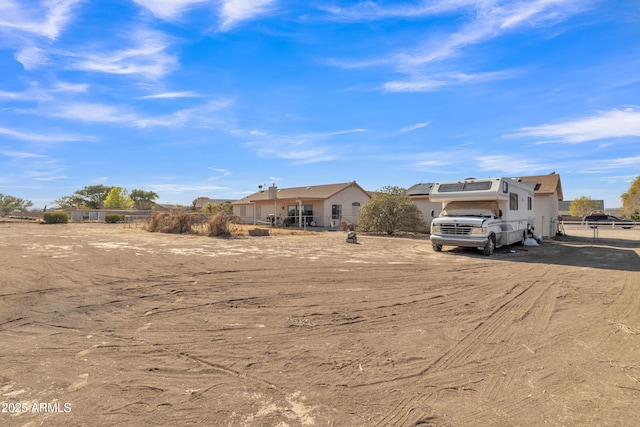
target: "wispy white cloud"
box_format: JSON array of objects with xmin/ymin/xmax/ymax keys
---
[
  {"xmin": 132, "ymin": 0, "xmax": 209, "ymax": 21},
  {"xmin": 134, "ymin": 99, "xmax": 234, "ymax": 127},
  {"xmin": 384, "ymin": 70, "xmax": 516, "ymax": 92},
  {"xmin": 206, "ymin": 167, "xmax": 230, "ymax": 181},
  {"xmin": 579, "ymin": 156, "xmax": 640, "ymax": 173},
  {"xmin": 322, "ymin": 0, "xmax": 485, "ymax": 21},
  {"xmin": 398, "ymin": 122, "xmax": 431, "ymax": 134},
  {"xmin": 52, "ymin": 82, "xmax": 89, "ymax": 92},
  {"xmin": 326, "ymin": 0, "xmax": 592, "ymax": 91},
  {"xmin": 218, "ymin": 0, "xmax": 278, "ymax": 31},
  {"xmin": 0, "ymin": 82, "xmax": 90, "ymax": 103},
  {"xmin": 0, "ymin": 87, "xmax": 51, "ymax": 102},
  {"xmin": 0, "ymin": 126, "xmax": 88, "ymax": 143},
  {"xmin": 0, "ymin": 150, "xmax": 48, "ymax": 159},
  {"xmin": 239, "ymin": 127, "xmax": 364, "ymax": 164},
  {"xmin": 507, "ymin": 108, "xmax": 640, "ymax": 143},
  {"xmin": 19, "ymin": 98, "xmax": 233, "ymax": 129},
  {"xmin": 68, "ymin": 28, "xmax": 177, "ymax": 79},
  {"xmin": 0, "ymin": 0, "xmax": 81, "ymax": 39},
  {"xmin": 148, "ymin": 183, "xmax": 228, "ymax": 193},
  {"xmin": 140, "ymin": 91, "xmax": 201, "ymax": 99},
  {"xmin": 43, "ymin": 102, "xmax": 140, "ymax": 124},
  {"xmin": 14, "ymin": 46, "xmax": 48, "ymax": 69},
  {"xmin": 476, "ymin": 154, "xmax": 555, "ymax": 175},
  {"xmin": 274, "ymin": 148, "xmax": 337, "ymax": 164},
  {"xmin": 25, "ymin": 169, "xmax": 67, "ymax": 181}
]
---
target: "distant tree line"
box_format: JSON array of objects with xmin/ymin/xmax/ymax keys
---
[
  {"xmin": 569, "ymin": 176, "xmax": 640, "ymax": 220},
  {"xmin": 54, "ymin": 185, "xmax": 159, "ymax": 210},
  {"xmin": 569, "ymin": 196, "xmax": 600, "ymax": 218},
  {"xmin": 0, "ymin": 194, "xmax": 33, "ymax": 216},
  {"xmin": 195, "ymin": 200, "xmax": 233, "ymax": 214}
]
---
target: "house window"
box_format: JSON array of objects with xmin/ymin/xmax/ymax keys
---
[
  {"xmin": 239, "ymin": 206, "xmax": 246, "ymax": 217},
  {"xmin": 352, "ymin": 202, "xmax": 361, "ymax": 216},
  {"xmin": 510, "ymin": 193, "xmax": 518, "ymax": 210},
  {"xmin": 332, "ymin": 204, "xmax": 342, "ymax": 219},
  {"xmin": 288, "ymin": 205, "xmax": 313, "ymax": 217},
  {"xmin": 527, "ymin": 197, "xmax": 532, "ymax": 210}
]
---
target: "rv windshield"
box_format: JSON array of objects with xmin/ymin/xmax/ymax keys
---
[{"xmin": 441, "ymin": 201, "xmax": 500, "ymax": 218}]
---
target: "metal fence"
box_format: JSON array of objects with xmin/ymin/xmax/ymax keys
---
[
  {"xmin": 236, "ymin": 214, "xmax": 360, "ymax": 229},
  {"xmin": 559, "ymin": 220, "xmax": 640, "ymax": 242}
]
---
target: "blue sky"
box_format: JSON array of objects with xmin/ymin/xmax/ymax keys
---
[{"xmin": 1, "ymin": 0, "xmax": 639, "ymax": 209}]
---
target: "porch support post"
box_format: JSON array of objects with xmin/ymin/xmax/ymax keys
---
[{"xmin": 298, "ymin": 200, "xmax": 302, "ymax": 228}]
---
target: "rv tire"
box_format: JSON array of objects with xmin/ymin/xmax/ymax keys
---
[
  {"xmin": 483, "ymin": 235, "xmax": 495, "ymax": 256},
  {"xmin": 432, "ymin": 244, "xmax": 442, "ymax": 252}
]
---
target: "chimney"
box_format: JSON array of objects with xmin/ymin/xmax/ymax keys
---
[{"xmin": 268, "ymin": 184, "xmax": 277, "ymax": 199}]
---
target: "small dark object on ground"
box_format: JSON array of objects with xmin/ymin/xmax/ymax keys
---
[
  {"xmin": 346, "ymin": 231, "xmax": 357, "ymax": 244},
  {"xmin": 249, "ymin": 228, "xmax": 270, "ymax": 237}
]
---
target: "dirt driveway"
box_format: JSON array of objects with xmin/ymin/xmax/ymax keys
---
[{"xmin": 1, "ymin": 223, "xmax": 639, "ymax": 426}]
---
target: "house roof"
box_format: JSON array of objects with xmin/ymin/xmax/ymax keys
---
[
  {"xmin": 233, "ymin": 181, "xmax": 370, "ymax": 204},
  {"xmin": 406, "ymin": 183, "xmax": 434, "ymax": 197},
  {"xmin": 519, "ymin": 173, "xmax": 563, "ymax": 201}
]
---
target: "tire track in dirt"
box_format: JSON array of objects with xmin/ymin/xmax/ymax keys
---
[
  {"xmin": 367, "ymin": 265, "xmax": 564, "ymax": 425},
  {"xmin": 373, "ymin": 394, "xmax": 444, "ymax": 427},
  {"xmin": 423, "ymin": 266, "xmax": 558, "ymax": 374}
]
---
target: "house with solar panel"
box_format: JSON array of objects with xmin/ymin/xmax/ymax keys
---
[{"xmin": 406, "ymin": 183, "xmax": 442, "ymax": 231}]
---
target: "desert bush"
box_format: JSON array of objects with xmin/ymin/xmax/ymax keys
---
[
  {"xmin": 144, "ymin": 211, "xmax": 196, "ymax": 234},
  {"xmin": 43, "ymin": 212, "xmax": 70, "ymax": 224},
  {"xmin": 206, "ymin": 212, "xmax": 238, "ymax": 237},
  {"xmin": 105, "ymin": 214, "xmax": 125, "ymax": 223},
  {"xmin": 143, "ymin": 211, "xmax": 239, "ymax": 236}
]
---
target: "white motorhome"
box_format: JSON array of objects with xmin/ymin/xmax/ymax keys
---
[{"xmin": 429, "ymin": 177, "xmax": 536, "ymax": 255}]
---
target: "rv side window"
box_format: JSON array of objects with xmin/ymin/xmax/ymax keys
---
[
  {"xmin": 502, "ymin": 181, "xmax": 508, "ymax": 193},
  {"xmin": 510, "ymin": 193, "xmax": 518, "ymax": 210},
  {"xmin": 528, "ymin": 197, "xmax": 532, "ymax": 210}
]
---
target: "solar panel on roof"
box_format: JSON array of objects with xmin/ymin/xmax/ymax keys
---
[{"xmin": 407, "ymin": 183, "xmax": 434, "ymax": 196}]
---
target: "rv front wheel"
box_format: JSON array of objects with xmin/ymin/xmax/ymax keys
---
[
  {"xmin": 432, "ymin": 243, "xmax": 442, "ymax": 252},
  {"xmin": 483, "ymin": 235, "xmax": 495, "ymax": 256}
]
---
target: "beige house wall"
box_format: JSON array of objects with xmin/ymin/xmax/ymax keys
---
[
  {"xmin": 412, "ymin": 199, "xmax": 443, "ymax": 231},
  {"xmin": 322, "ymin": 185, "xmax": 371, "ymax": 226},
  {"xmin": 233, "ymin": 185, "xmax": 370, "ymax": 227},
  {"xmin": 534, "ymin": 195, "xmax": 559, "ymax": 238}
]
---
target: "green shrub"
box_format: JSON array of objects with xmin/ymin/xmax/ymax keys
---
[
  {"xmin": 105, "ymin": 214, "xmax": 125, "ymax": 223},
  {"xmin": 43, "ymin": 212, "xmax": 70, "ymax": 224}
]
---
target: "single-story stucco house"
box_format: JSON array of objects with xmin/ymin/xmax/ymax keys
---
[{"xmin": 232, "ymin": 181, "xmax": 371, "ymax": 228}]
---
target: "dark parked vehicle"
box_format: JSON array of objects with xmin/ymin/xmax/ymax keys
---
[{"xmin": 583, "ymin": 213, "xmax": 634, "ymax": 229}]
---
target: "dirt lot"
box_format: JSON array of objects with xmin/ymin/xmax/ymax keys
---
[{"xmin": 1, "ymin": 223, "xmax": 639, "ymax": 426}]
